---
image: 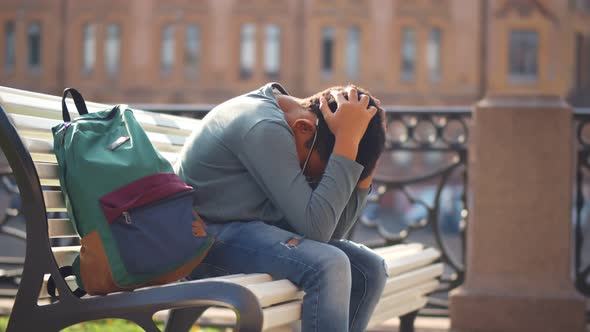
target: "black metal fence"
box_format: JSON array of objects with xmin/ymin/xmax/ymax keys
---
[{"xmin": 358, "ymin": 107, "xmax": 471, "ymax": 316}]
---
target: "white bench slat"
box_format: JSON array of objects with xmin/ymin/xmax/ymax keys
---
[
  {"xmin": 17, "ymin": 130, "xmax": 185, "ymax": 154},
  {"xmin": 380, "ymin": 247, "xmax": 426, "ymax": 263},
  {"xmin": 19, "ymin": 131, "xmax": 182, "ymax": 155},
  {"xmin": 262, "ymin": 301, "xmax": 302, "ymax": 331},
  {"xmin": 373, "ymin": 243, "xmax": 423, "ymax": 256},
  {"xmin": 206, "ymin": 273, "xmax": 273, "ymax": 286},
  {"xmin": 244, "ymin": 280, "xmax": 303, "ymax": 308},
  {"xmin": 195, "ymin": 301, "xmax": 302, "ymax": 331},
  {"xmin": 36, "ymin": 162, "xmax": 58, "ymax": 179},
  {"xmin": 48, "ymin": 219, "xmax": 78, "ymax": 238},
  {"xmin": 0, "ymin": 86, "xmax": 200, "ymax": 136},
  {"xmin": 145, "ymin": 131, "xmax": 186, "ymax": 148},
  {"xmin": 22, "ymin": 136, "xmax": 53, "ymax": 155},
  {"xmin": 12, "ymin": 116, "xmax": 185, "ymax": 156},
  {"xmin": 52, "ymin": 246, "xmax": 80, "ymax": 267},
  {"xmin": 10, "ymin": 113, "xmax": 191, "ymax": 147},
  {"xmin": 133, "ymin": 112, "xmax": 201, "ymax": 135},
  {"xmin": 386, "ymin": 247, "xmax": 441, "ymax": 276},
  {"xmin": 383, "ymin": 263, "xmax": 444, "ymax": 296},
  {"xmin": 43, "ymin": 191, "xmax": 65, "ymax": 210},
  {"xmin": 370, "ymin": 280, "xmax": 439, "ymax": 323},
  {"xmin": 368, "ymin": 297, "xmax": 428, "ymax": 329},
  {"xmin": 40, "ymin": 179, "xmax": 61, "ymax": 187},
  {"xmin": 9, "ymin": 113, "xmax": 61, "ymax": 132}
]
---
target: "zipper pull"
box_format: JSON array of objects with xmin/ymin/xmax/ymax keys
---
[{"xmin": 122, "ymin": 211, "xmax": 132, "ymax": 224}]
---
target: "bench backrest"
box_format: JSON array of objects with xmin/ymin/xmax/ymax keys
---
[{"xmin": 0, "ymin": 86, "xmax": 200, "ymax": 298}]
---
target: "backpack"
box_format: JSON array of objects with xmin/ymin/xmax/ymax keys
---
[{"xmin": 50, "ymin": 88, "xmax": 213, "ymax": 296}]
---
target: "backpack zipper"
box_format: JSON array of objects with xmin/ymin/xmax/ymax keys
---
[
  {"xmin": 59, "ymin": 122, "xmax": 71, "ymax": 145},
  {"xmin": 122, "ymin": 211, "xmax": 132, "ymax": 224}
]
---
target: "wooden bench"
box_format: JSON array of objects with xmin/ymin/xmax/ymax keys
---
[{"xmin": 0, "ymin": 85, "xmax": 444, "ymax": 332}]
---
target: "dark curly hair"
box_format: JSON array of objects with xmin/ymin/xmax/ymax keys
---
[{"xmin": 299, "ymin": 85, "xmax": 386, "ymax": 180}]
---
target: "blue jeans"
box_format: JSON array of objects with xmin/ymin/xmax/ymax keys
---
[{"xmin": 189, "ymin": 221, "xmax": 388, "ymax": 332}]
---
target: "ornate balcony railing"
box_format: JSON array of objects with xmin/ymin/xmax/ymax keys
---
[{"xmin": 352, "ymin": 107, "xmax": 471, "ymax": 315}]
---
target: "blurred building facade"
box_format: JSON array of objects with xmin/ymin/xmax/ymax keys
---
[{"xmin": 0, "ymin": 0, "xmax": 589, "ymax": 106}]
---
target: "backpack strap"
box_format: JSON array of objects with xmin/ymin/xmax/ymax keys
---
[
  {"xmin": 62, "ymin": 88, "xmax": 89, "ymax": 122},
  {"xmin": 270, "ymin": 82, "xmax": 290, "ymax": 96},
  {"xmin": 46, "ymin": 266, "xmax": 87, "ymax": 300}
]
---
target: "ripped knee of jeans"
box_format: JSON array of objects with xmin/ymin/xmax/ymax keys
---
[{"xmin": 281, "ymin": 236, "xmax": 303, "ymax": 249}]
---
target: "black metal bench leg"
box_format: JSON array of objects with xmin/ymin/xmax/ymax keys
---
[
  {"xmin": 164, "ymin": 306, "xmax": 208, "ymax": 332},
  {"xmin": 399, "ymin": 310, "xmax": 418, "ymax": 332}
]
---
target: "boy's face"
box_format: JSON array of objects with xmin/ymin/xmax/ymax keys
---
[
  {"xmin": 302, "ymin": 143, "xmax": 328, "ymax": 184},
  {"xmin": 278, "ymin": 94, "xmax": 328, "ymax": 184},
  {"xmin": 292, "ymin": 114, "xmax": 327, "ymax": 184}
]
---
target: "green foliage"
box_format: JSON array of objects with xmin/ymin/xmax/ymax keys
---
[{"xmin": 61, "ymin": 319, "xmax": 162, "ymax": 332}]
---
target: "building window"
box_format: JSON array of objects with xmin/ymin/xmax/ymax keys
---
[
  {"xmin": 264, "ymin": 24, "xmax": 280, "ymax": 79},
  {"xmin": 346, "ymin": 26, "xmax": 360, "ymax": 80},
  {"xmin": 82, "ymin": 24, "xmax": 96, "ymax": 73},
  {"xmin": 161, "ymin": 24, "xmax": 175, "ymax": 73},
  {"xmin": 427, "ymin": 27, "xmax": 442, "ymax": 82},
  {"xmin": 401, "ymin": 26, "xmax": 416, "ymax": 82},
  {"xmin": 27, "ymin": 22, "xmax": 41, "ymax": 69},
  {"xmin": 105, "ymin": 24, "xmax": 121, "ymax": 77},
  {"xmin": 4, "ymin": 21, "xmax": 15, "ymax": 70},
  {"xmin": 240, "ymin": 24, "xmax": 256, "ymax": 79},
  {"xmin": 509, "ymin": 29, "xmax": 538, "ymax": 82},
  {"xmin": 321, "ymin": 27, "xmax": 335, "ymax": 78},
  {"xmin": 185, "ymin": 24, "xmax": 201, "ymax": 78}
]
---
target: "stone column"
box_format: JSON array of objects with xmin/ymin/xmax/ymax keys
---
[{"xmin": 449, "ymin": 97, "xmax": 586, "ymax": 332}]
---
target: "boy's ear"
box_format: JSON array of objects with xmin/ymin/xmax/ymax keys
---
[{"xmin": 292, "ymin": 118, "xmax": 316, "ymax": 135}]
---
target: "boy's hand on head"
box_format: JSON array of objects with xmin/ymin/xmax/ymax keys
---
[{"xmin": 319, "ymin": 87, "xmax": 378, "ymax": 146}]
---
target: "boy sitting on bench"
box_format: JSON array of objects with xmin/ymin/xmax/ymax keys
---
[{"xmin": 175, "ymin": 82, "xmax": 386, "ymax": 332}]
